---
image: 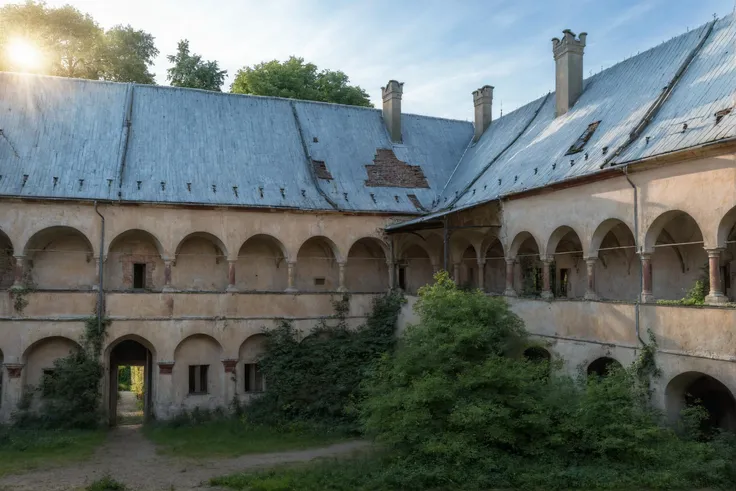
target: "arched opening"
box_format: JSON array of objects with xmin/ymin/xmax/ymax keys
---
[
  {"xmin": 0, "ymin": 230, "xmax": 14, "ymax": 289},
  {"xmin": 22, "ymin": 337, "xmax": 81, "ymax": 408},
  {"xmin": 238, "ymin": 334, "xmax": 267, "ymax": 396},
  {"xmin": 24, "ymin": 226, "xmax": 95, "ymax": 289},
  {"xmin": 296, "ymin": 236, "xmax": 339, "ymax": 291},
  {"xmin": 173, "ymin": 334, "xmax": 224, "ymax": 410},
  {"xmin": 548, "ymin": 227, "xmax": 584, "ymax": 298},
  {"xmin": 107, "ymin": 229, "xmax": 165, "ymax": 291},
  {"xmin": 716, "ymin": 208, "xmax": 736, "ymax": 301},
  {"xmin": 398, "ymin": 243, "xmax": 433, "ymax": 294},
  {"xmin": 460, "ymin": 245, "xmax": 478, "ymax": 289},
  {"xmin": 646, "ymin": 212, "xmax": 706, "ymax": 301},
  {"xmin": 666, "ymin": 372, "xmax": 736, "ymax": 433},
  {"xmin": 512, "ymin": 233, "xmax": 541, "ymax": 297},
  {"xmin": 173, "ymin": 233, "xmax": 228, "ymax": 291},
  {"xmin": 523, "ymin": 346, "xmax": 551, "ymax": 364},
  {"xmin": 108, "ymin": 337, "xmax": 154, "ymax": 425},
  {"xmin": 591, "ymin": 220, "xmax": 638, "ymax": 301},
  {"xmin": 237, "ymin": 235, "xmax": 287, "ymax": 291},
  {"xmin": 484, "ymin": 237, "xmax": 505, "ymax": 294},
  {"xmin": 346, "ymin": 238, "xmax": 388, "ymax": 293},
  {"xmin": 587, "ymin": 357, "xmax": 622, "ymax": 377}
]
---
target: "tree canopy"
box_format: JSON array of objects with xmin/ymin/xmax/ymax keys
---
[
  {"xmin": 0, "ymin": 1, "xmax": 158, "ymax": 83},
  {"xmin": 231, "ymin": 56, "xmax": 372, "ymax": 107},
  {"xmin": 166, "ymin": 39, "xmax": 227, "ymax": 92}
]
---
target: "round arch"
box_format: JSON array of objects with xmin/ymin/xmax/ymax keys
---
[
  {"xmin": 106, "ymin": 334, "xmax": 156, "ymax": 425},
  {"xmin": 545, "ymin": 225, "xmax": 585, "ymax": 258},
  {"xmin": 105, "ymin": 333, "xmax": 157, "ymax": 359},
  {"xmin": 346, "ymin": 236, "xmax": 389, "ymax": 260},
  {"xmin": 644, "ymin": 210, "xmax": 705, "ymax": 253},
  {"xmin": 236, "ymin": 234, "xmax": 288, "ymax": 291},
  {"xmin": 239, "ymin": 333, "xmax": 268, "ymax": 394},
  {"xmin": 106, "ymin": 229, "xmax": 165, "ymax": 259},
  {"xmin": 21, "ymin": 335, "xmax": 81, "ymax": 363},
  {"xmin": 296, "ymin": 235, "xmax": 343, "ymax": 263},
  {"xmin": 587, "ymin": 356, "xmax": 622, "ymax": 377},
  {"xmin": 23, "ymin": 226, "xmax": 96, "ymax": 258},
  {"xmin": 346, "ymin": 237, "xmax": 388, "ymax": 293},
  {"xmin": 508, "ymin": 231, "xmax": 542, "ymax": 258},
  {"xmin": 480, "ymin": 234, "xmax": 505, "ymax": 259},
  {"xmin": 22, "ymin": 336, "xmax": 82, "ymax": 389},
  {"xmin": 174, "ymin": 232, "xmax": 228, "ymax": 259},
  {"xmin": 173, "ymin": 334, "xmax": 225, "ymax": 406},
  {"xmin": 1, "ymin": 229, "xmax": 15, "ymax": 289},
  {"xmin": 717, "ymin": 205, "xmax": 736, "ymax": 249},
  {"xmin": 665, "ymin": 371, "xmax": 736, "ymax": 432},
  {"xmin": 239, "ymin": 234, "xmax": 288, "ymax": 261},
  {"xmin": 23, "ymin": 226, "xmax": 97, "ymax": 289},
  {"xmin": 296, "ymin": 236, "xmax": 342, "ymax": 291},
  {"xmin": 590, "ymin": 218, "xmax": 635, "ymax": 256},
  {"xmin": 523, "ymin": 346, "xmax": 551, "ymax": 363}
]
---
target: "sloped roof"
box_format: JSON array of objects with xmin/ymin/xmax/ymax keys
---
[
  {"xmin": 0, "ymin": 72, "xmax": 472, "ymax": 212},
  {"xmin": 2, "ymin": 13, "xmax": 735, "ymax": 219}
]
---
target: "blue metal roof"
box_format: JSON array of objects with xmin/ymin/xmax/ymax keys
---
[{"xmin": 2, "ymin": 13, "xmax": 735, "ymax": 218}]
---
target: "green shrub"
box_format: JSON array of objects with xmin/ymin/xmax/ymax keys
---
[
  {"xmin": 85, "ymin": 475, "xmax": 126, "ymax": 491},
  {"xmin": 245, "ymin": 292, "xmax": 403, "ymax": 432}
]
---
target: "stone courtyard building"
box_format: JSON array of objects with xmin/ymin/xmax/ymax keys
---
[{"xmin": 1, "ymin": 14, "xmax": 736, "ymax": 427}]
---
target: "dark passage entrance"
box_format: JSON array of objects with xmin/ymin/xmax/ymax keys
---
[
  {"xmin": 109, "ymin": 339, "xmax": 154, "ymax": 426},
  {"xmin": 587, "ymin": 357, "xmax": 622, "ymax": 377},
  {"xmin": 666, "ymin": 372, "xmax": 736, "ymax": 434}
]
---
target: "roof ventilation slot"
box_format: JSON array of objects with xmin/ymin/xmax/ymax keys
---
[
  {"xmin": 301, "ymin": 189, "xmax": 306, "ymax": 197},
  {"xmin": 232, "ymin": 186, "xmax": 239, "ymax": 198},
  {"xmin": 53, "ymin": 177, "xmax": 58, "ymax": 188},
  {"xmin": 280, "ymin": 188, "xmax": 286, "ymax": 198},
  {"xmin": 137, "ymin": 181, "xmax": 142, "ymax": 190},
  {"xmin": 394, "ymin": 195, "xmax": 400, "ymax": 202},
  {"xmin": 259, "ymin": 186, "xmax": 264, "ymax": 198},
  {"xmin": 78, "ymin": 179, "xmax": 84, "ymax": 190},
  {"xmin": 370, "ymin": 193, "xmax": 376, "ymax": 203},
  {"xmin": 498, "ymin": 178, "xmax": 502, "ymax": 185},
  {"xmin": 186, "ymin": 183, "xmax": 191, "ymax": 192},
  {"xmin": 107, "ymin": 179, "xmax": 112, "ymax": 188},
  {"xmin": 715, "ymin": 107, "xmax": 732, "ymax": 125},
  {"xmin": 602, "ymin": 146, "xmax": 608, "ymax": 155},
  {"xmin": 160, "ymin": 181, "xmax": 165, "ymax": 191},
  {"xmin": 21, "ymin": 174, "xmax": 28, "ymax": 188},
  {"xmin": 212, "ymin": 184, "xmax": 217, "ymax": 193}
]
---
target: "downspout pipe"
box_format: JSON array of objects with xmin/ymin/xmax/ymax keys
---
[
  {"xmin": 94, "ymin": 201, "xmax": 105, "ymax": 335},
  {"xmin": 623, "ymin": 167, "xmax": 645, "ymax": 346},
  {"xmin": 443, "ymin": 215, "xmax": 449, "ymax": 272}
]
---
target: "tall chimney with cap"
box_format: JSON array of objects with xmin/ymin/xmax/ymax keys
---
[
  {"xmin": 382, "ymin": 80, "xmax": 403, "ymax": 143},
  {"xmin": 473, "ymin": 85, "xmax": 493, "ymax": 141},
  {"xmin": 552, "ymin": 29, "xmax": 587, "ymax": 117}
]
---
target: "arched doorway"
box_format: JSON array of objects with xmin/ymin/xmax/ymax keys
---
[
  {"xmin": 108, "ymin": 338, "xmax": 154, "ymax": 425},
  {"xmin": 666, "ymin": 372, "xmax": 736, "ymax": 433},
  {"xmin": 587, "ymin": 357, "xmax": 622, "ymax": 377},
  {"xmin": 547, "ymin": 226, "xmax": 584, "ymax": 298},
  {"xmin": 524, "ymin": 346, "xmax": 551, "ymax": 364}
]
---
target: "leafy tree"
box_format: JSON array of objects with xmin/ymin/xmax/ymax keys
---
[
  {"xmin": 231, "ymin": 56, "xmax": 372, "ymax": 107},
  {"xmin": 98, "ymin": 25, "xmax": 159, "ymax": 84},
  {"xmin": 166, "ymin": 39, "xmax": 226, "ymax": 91},
  {"xmin": 0, "ymin": 1, "xmax": 158, "ymax": 83}
]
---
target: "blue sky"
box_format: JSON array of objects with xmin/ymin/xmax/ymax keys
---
[{"xmin": 7, "ymin": 0, "xmax": 735, "ymax": 120}]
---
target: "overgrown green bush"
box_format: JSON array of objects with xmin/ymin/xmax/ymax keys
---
[
  {"xmin": 355, "ymin": 272, "xmax": 736, "ymax": 490},
  {"xmin": 245, "ymin": 292, "xmax": 403, "ymax": 432},
  {"xmin": 13, "ymin": 317, "xmax": 109, "ymax": 429}
]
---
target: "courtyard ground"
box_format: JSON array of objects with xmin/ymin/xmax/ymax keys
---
[{"xmin": 0, "ymin": 425, "xmax": 369, "ymax": 491}]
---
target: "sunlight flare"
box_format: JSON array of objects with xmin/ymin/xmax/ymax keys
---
[{"xmin": 6, "ymin": 37, "xmax": 43, "ymax": 71}]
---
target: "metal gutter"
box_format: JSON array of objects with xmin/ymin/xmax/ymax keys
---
[
  {"xmin": 601, "ymin": 19, "xmax": 717, "ymax": 169},
  {"xmin": 623, "ymin": 167, "xmax": 645, "ymax": 346},
  {"xmin": 94, "ymin": 201, "xmax": 105, "ymax": 335}
]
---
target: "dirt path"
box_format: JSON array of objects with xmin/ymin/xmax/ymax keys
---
[{"xmin": 0, "ymin": 425, "xmax": 370, "ymax": 491}]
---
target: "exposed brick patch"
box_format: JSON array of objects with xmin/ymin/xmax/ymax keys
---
[
  {"xmin": 5, "ymin": 364, "xmax": 23, "ymax": 378},
  {"xmin": 364, "ymin": 149, "xmax": 429, "ymax": 188},
  {"xmin": 407, "ymin": 194, "xmax": 426, "ymax": 212},
  {"xmin": 312, "ymin": 160, "xmax": 333, "ymax": 180},
  {"xmin": 158, "ymin": 362, "xmax": 174, "ymax": 374},
  {"xmin": 222, "ymin": 359, "xmax": 237, "ymax": 373}
]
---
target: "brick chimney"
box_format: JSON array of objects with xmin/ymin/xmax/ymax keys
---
[
  {"xmin": 473, "ymin": 85, "xmax": 493, "ymax": 141},
  {"xmin": 382, "ymin": 80, "xmax": 403, "ymax": 143},
  {"xmin": 552, "ymin": 30, "xmax": 586, "ymax": 117}
]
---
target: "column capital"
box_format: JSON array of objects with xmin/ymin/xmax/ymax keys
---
[
  {"xmin": 539, "ymin": 255, "xmax": 552, "ymax": 264},
  {"xmin": 4, "ymin": 363, "xmax": 24, "ymax": 378},
  {"xmin": 705, "ymin": 248, "xmax": 725, "ymax": 257},
  {"xmin": 158, "ymin": 362, "xmax": 174, "ymax": 374},
  {"xmin": 12, "ymin": 255, "xmax": 26, "ymax": 260},
  {"xmin": 227, "ymin": 257, "xmax": 238, "ymax": 264},
  {"xmin": 639, "ymin": 252, "xmax": 652, "ymax": 260},
  {"xmin": 222, "ymin": 359, "xmax": 238, "ymax": 373},
  {"xmin": 505, "ymin": 256, "xmax": 516, "ymax": 265},
  {"xmin": 477, "ymin": 257, "xmax": 486, "ymax": 266},
  {"xmin": 584, "ymin": 256, "xmax": 598, "ymax": 265}
]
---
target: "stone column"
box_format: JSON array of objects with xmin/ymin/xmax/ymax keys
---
[
  {"xmin": 584, "ymin": 257, "xmax": 599, "ymax": 300},
  {"xmin": 162, "ymin": 259, "xmax": 174, "ymax": 292},
  {"xmin": 540, "ymin": 257, "xmax": 553, "ymax": 300},
  {"xmin": 227, "ymin": 259, "xmax": 238, "ymax": 292},
  {"xmin": 2, "ymin": 364, "xmax": 24, "ymax": 417},
  {"xmin": 640, "ymin": 253, "xmax": 654, "ymax": 303},
  {"xmin": 504, "ymin": 257, "xmax": 517, "ymax": 296},
  {"xmin": 387, "ymin": 260, "xmax": 396, "ymax": 290},
  {"xmin": 156, "ymin": 362, "xmax": 174, "ymax": 419},
  {"xmin": 452, "ymin": 263, "xmax": 460, "ymax": 283},
  {"xmin": 222, "ymin": 359, "xmax": 238, "ymax": 403},
  {"xmin": 337, "ymin": 261, "xmax": 348, "ymax": 292},
  {"xmin": 285, "ymin": 261, "xmax": 297, "ymax": 292},
  {"xmin": 11, "ymin": 256, "xmax": 25, "ymax": 289},
  {"xmin": 477, "ymin": 258, "xmax": 486, "ymax": 291},
  {"xmin": 705, "ymin": 248, "xmax": 727, "ymax": 304},
  {"xmin": 431, "ymin": 261, "xmax": 440, "ymax": 274}
]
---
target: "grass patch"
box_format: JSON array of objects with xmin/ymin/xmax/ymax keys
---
[
  {"xmin": 0, "ymin": 428, "xmax": 106, "ymax": 477},
  {"xmin": 143, "ymin": 419, "xmax": 347, "ymax": 458},
  {"xmin": 84, "ymin": 475, "xmax": 126, "ymax": 490}
]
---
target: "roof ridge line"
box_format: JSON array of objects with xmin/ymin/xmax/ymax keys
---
[
  {"xmin": 443, "ymin": 91, "xmax": 551, "ymax": 210},
  {"xmin": 601, "ymin": 18, "xmax": 717, "ymax": 169}
]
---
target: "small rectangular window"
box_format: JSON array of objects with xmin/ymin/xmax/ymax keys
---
[
  {"xmin": 314, "ymin": 277, "xmax": 325, "ymax": 286},
  {"xmin": 188, "ymin": 365, "xmax": 208, "ymax": 394},
  {"xmin": 244, "ymin": 363, "xmax": 264, "ymax": 393},
  {"xmin": 566, "ymin": 121, "xmax": 601, "ymax": 155},
  {"xmin": 398, "ymin": 267, "xmax": 406, "ymax": 290},
  {"xmin": 133, "ymin": 263, "xmax": 146, "ymax": 289}
]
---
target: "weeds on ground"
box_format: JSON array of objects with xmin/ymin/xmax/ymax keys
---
[
  {"xmin": 85, "ymin": 475, "xmax": 126, "ymax": 490},
  {"xmin": 143, "ymin": 407, "xmax": 345, "ymax": 458},
  {"xmin": 0, "ymin": 427, "xmax": 105, "ymax": 477}
]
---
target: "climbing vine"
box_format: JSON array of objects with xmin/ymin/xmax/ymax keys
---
[
  {"xmin": 656, "ymin": 262, "xmax": 708, "ymax": 306},
  {"xmin": 13, "ymin": 315, "xmax": 110, "ymax": 429}
]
